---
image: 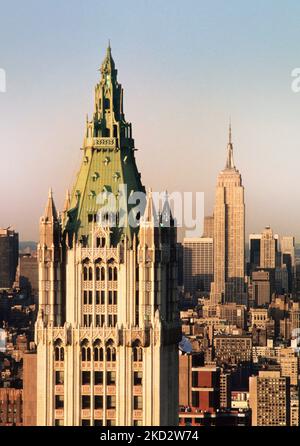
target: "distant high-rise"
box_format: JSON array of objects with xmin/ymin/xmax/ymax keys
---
[
  {"xmin": 249, "ymin": 234, "xmax": 261, "ymax": 273},
  {"xmin": 210, "ymin": 125, "xmax": 245, "ymax": 304},
  {"xmin": 260, "ymin": 226, "xmax": 278, "ymax": 269},
  {"xmin": 183, "ymin": 237, "xmax": 213, "ymax": 295},
  {"xmin": 281, "ymin": 236, "xmax": 295, "ymax": 268},
  {"xmin": 252, "ymin": 270, "xmax": 274, "ymax": 307},
  {"xmin": 281, "ymin": 236, "xmax": 296, "ymax": 293},
  {"xmin": 19, "ymin": 253, "xmax": 38, "ymax": 302},
  {"xmin": 249, "ymin": 371, "xmax": 290, "ymax": 426},
  {"xmin": 0, "ymin": 228, "xmax": 19, "ymax": 289}
]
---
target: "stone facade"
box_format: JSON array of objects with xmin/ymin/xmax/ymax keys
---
[{"xmin": 35, "ymin": 46, "xmax": 181, "ymax": 426}]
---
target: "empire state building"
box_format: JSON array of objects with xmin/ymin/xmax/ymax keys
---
[{"xmin": 210, "ymin": 125, "xmax": 246, "ymax": 305}]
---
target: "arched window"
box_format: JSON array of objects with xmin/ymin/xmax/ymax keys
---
[
  {"xmin": 133, "ymin": 341, "xmax": 143, "ymax": 362},
  {"xmin": 54, "ymin": 340, "xmax": 64, "ymax": 361},
  {"xmin": 81, "ymin": 339, "xmax": 91, "ymax": 362},
  {"xmin": 106, "ymin": 340, "xmax": 116, "ymax": 362},
  {"xmin": 88, "ymin": 267, "xmax": 93, "ymax": 281},
  {"xmin": 93, "ymin": 340, "xmax": 104, "ymax": 362},
  {"xmin": 113, "ymin": 267, "xmax": 118, "ymax": 281},
  {"xmin": 101, "ymin": 267, "xmax": 105, "ymax": 281},
  {"xmin": 108, "ymin": 267, "xmax": 113, "ymax": 281}
]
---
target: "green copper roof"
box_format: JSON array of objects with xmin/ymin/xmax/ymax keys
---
[{"xmin": 64, "ymin": 46, "xmax": 144, "ymax": 247}]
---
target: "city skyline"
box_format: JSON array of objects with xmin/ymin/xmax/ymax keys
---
[
  {"xmin": 1, "ymin": 1, "xmax": 300, "ymax": 240},
  {"xmin": 2, "ymin": 3, "xmax": 300, "ymax": 430}
]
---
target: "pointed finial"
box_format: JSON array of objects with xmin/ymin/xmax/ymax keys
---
[
  {"xmin": 229, "ymin": 117, "xmax": 232, "ymax": 144},
  {"xmin": 43, "ymin": 187, "xmax": 58, "ymax": 221}
]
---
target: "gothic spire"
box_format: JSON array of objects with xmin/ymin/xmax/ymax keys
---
[
  {"xmin": 63, "ymin": 189, "xmax": 71, "ymax": 213},
  {"xmin": 143, "ymin": 189, "xmax": 156, "ymax": 224},
  {"xmin": 100, "ymin": 41, "xmax": 117, "ymax": 78},
  {"xmin": 43, "ymin": 188, "xmax": 58, "ymax": 221},
  {"xmin": 225, "ymin": 120, "xmax": 235, "ymax": 170}
]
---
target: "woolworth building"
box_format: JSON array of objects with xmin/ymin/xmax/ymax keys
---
[{"xmin": 35, "ymin": 45, "xmax": 181, "ymax": 426}]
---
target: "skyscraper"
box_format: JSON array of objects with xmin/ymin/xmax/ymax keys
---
[
  {"xmin": 281, "ymin": 236, "xmax": 296, "ymax": 293},
  {"xmin": 249, "ymin": 371, "xmax": 290, "ymax": 426},
  {"xmin": 260, "ymin": 226, "xmax": 278, "ymax": 269},
  {"xmin": 183, "ymin": 237, "xmax": 213, "ymax": 295},
  {"xmin": 0, "ymin": 228, "xmax": 19, "ymax": 289},
  {"xmin": 35, "ymin": 46, "xmax": 181, "ymax": 426},
  {"xmin": 210, "ymin": 125, "xmax": 245, "ymax": 304}
]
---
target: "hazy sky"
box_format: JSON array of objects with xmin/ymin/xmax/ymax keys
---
[{"xmin": 1, "ymin": 0, "xmax": 300, "ymax": 241}]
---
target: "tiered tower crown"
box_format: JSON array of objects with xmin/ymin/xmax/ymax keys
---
[{"xmin": 64, "ymin": 45, "xmax": 144, "ymax": 247}]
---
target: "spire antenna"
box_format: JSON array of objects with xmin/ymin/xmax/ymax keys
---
[{"xmin": 225, "ymin": 120, "xmax": 235, "ymax": 170}]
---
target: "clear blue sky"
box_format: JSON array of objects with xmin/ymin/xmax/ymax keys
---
[{"xmin": 1, "ymin": 0, "xmax": 300, "ymax": 241}]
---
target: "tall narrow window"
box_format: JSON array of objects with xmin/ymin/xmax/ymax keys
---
[
  {"xmin": 54, "ymin": 340, "xmax": 64, "ymax": 361},
  {"xmin": 106, "ymin": 340, "xmax": 116, "ymax": 362},
  {"xmin": 133, "ymin": 341, "xmax": 143, "ymax": 362},
  {"xmin": 81, "ymin": 340, "xmax": 91, "ymax": 362},
  {"xmin": 93, "ymin": 340, "xmax": 103, "ymax": 361}
]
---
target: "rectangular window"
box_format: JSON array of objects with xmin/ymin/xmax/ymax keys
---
[
  {"xmin": 94, "ymin": 371, "xmax": 103, "ymax": 385},
  {"xmin": 113, "ymin": 315, "xmax": 117, "ymax": 327},
  {"xmin": 107, "ymin": 371, "xmax": 116, "ymax": 385},
  {"xmin": 134, "ymin": 371, "xmax": 142, "ymax": 386},
  {"xmin": 55, "ymin": 395, "xmax": 64, "ymax": 409},
  {"xmin": 96, "ymin": 315, "xmax": 100, "ymax": 327},
  {"xmin": 108, "ymin": 291, "xmax": 113, "ymax": 305},
  {"xmin": 134, "ymin": 396, "xmax": 143, "ymax": 410},
  {"xmin": 192, "ymin": 371, "xmax": 198, "ymax": 387},
  {"xmin": 108, "ymin": 315, "xmax": 113, "ymax": 327},
  {"xmin": 55, "ymin": 371, "xmax": 64, "ymax": 385},
  {"xmin": 107, "ymin": 396, "xmax": 116, "ymax": 409},
  {"xmin": 88, "ymin": 291, "xmax": 93, "ymax": 305},
  {"xmin": 106, "ymin": 419, "xmax": 116, "ymax": 426},
  {"xmin": 83, "ymin": 291, "xmax": 88, "ymax": 305},
  {"xmin": 101, "ymin": 291, "xmax": 105, "ymax": 305},
  {"xmin": 94, "ymin": 396, "xmax": 103, "ymax": 409},
  {"xmin": 192, "ymin": 391, "xmax": 199, "ymax": 408},
  {"xmin": 81, "ymin": 420, "xmax": 90, "ymax": 426},
  {"xmin": 82, "ymin": 396, "xmax": 90, "ymax": 409},
  {"xmin": 113, "ymin": 291, "xmax": 117, "ymax": 305},
  {"xmin": 82, "ymin": 371, "xmax": 90, "ymax": 385},
  {"xmin": 96, "ymin": 291, "xmax": 100, "ymax": 305},
  {"xmin": 94, "ymin": 420, "xmax": 103, "ymax": 426}
]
